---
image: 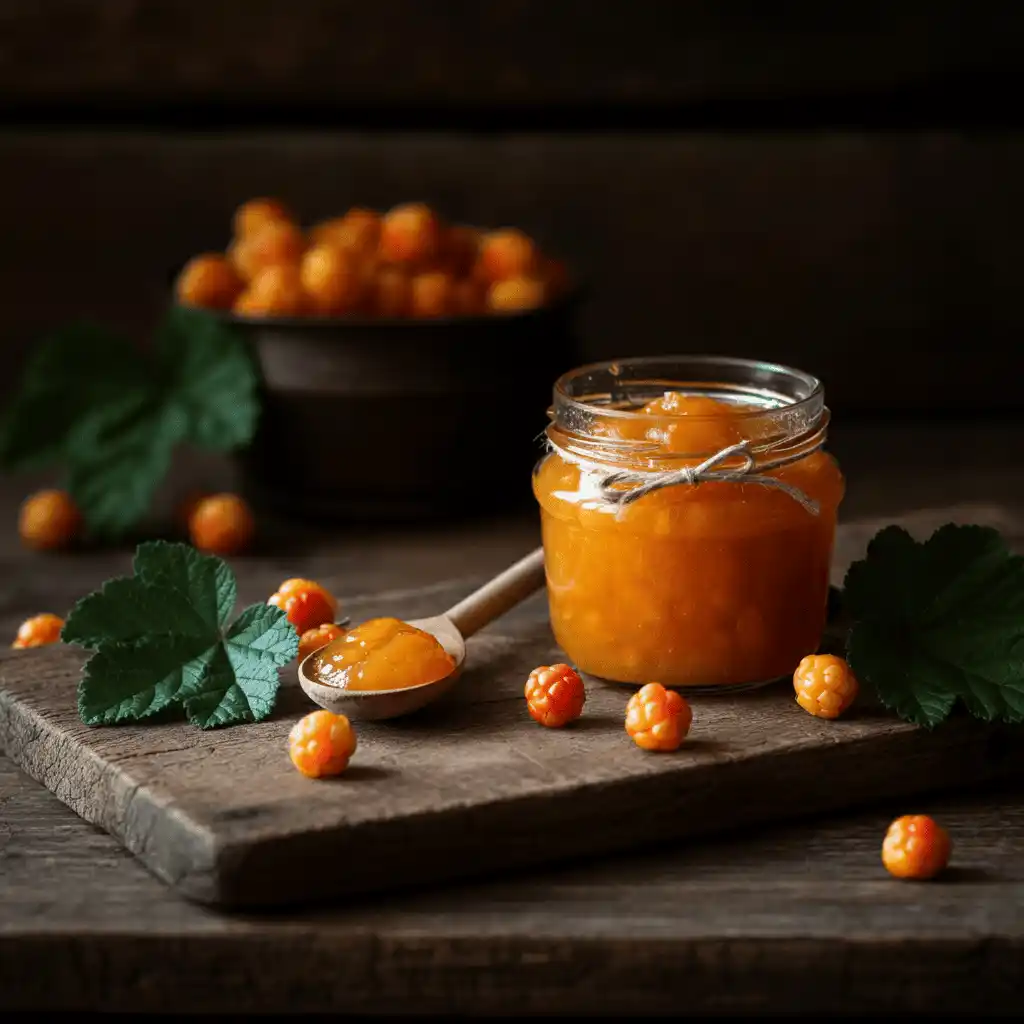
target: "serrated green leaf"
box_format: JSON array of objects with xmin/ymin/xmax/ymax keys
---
[
  {"xmin": 62, "ymin": 577, "xmax": 210, "ymax": 648},
  {"xmin": 156, "ymin": 305, "xmax": 260, "ymax": 452},
  {"xmin": 73, "ymin": 541, "xmax": 295, "ymax": 730},
  {"xmin": 183, "ymin": 606, "xmax": 296, "ymax": 729},
  {"xmin": 843, "ymin": 523, "xmax": 1024, "ymax": 727},
  {"xmin": 77, "ymin": 637, "xmax": 215, "ymax": 726},
  {"xmin": 134, "ymin": 540, "xmax": 237, "ymax": 631}
]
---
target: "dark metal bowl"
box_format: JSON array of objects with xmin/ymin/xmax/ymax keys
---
[{"xmin": 200, "ymin": 292, "xmax": 582, "ymax": 523}]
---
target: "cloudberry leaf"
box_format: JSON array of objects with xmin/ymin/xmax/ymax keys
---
[
  {"xmin": 0, "ymin": 308, "xmax": 259, "ymax": 539},
  {"xmin": 69, "ymin": 541, "xmax": 298, "ymax": 729},
  {"xmin": 156, "ymin": 305, "xmax": 260, "ymax": 452},
  {"xmin": 843, "ymin": 524, "xmax": 1024, "ymax": 728}
]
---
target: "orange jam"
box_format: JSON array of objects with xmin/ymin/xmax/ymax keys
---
[
  {"xmin": 306, "ymin": 616, "xmax": 455, "ymax": 691},
  {"xmin": 534, "ymin": 357, "xmax": 845, "ymax": 689}
]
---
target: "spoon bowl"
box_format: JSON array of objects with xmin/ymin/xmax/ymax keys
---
[{"xmin": 297, "ymin": 548, "xmax": 546, "ymax": 721}]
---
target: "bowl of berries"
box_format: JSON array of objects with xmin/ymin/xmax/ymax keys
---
[{"xmin": 174, "ymin": 198, "xmax": 581, "ymax": 522}]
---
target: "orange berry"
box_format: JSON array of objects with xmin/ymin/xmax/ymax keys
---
[
  {"xmin": 267, "ymin": 578, "xmax": 339, "ymax": 636},
  {"xmin": 18, "ymin": 489, "xmax": 81, "ymax": 551},
  {"xmin": 311, "ymin": 208, "xmax": 381, "ymax": 258},
  {"xmin": 793, "ymin": 654, "xmax": 858, "ymax": 719},
  {"xmin": 409, "ymin": 270, "xmax": 454, "ymax": 318},
  {"xmin": 12, "ymin": 613, "xmax": 64, "ymax": 649},
  {"xmin": 288, "ymin": 709, "xmax": 357, "ymax": 779},
  {"xmin": 479, "ymin": 228, "xmax": 538, "ymax": 282},
  {"xmin": 451, "ymin": 277, "xmax": 486, "ymax": 316},
  {"xmin": 378, "ymin": 202, "xmax": 441, "ymax": 265},
  {"xmin": 366, "ymin": 265, "xmax": 411, "ymax": 318},
  {"xmin": 487, "ymin": 276, "xmax": 547, "ymax": 314},
  {"xmin": 175, "ymin": 253, "xmax": 244, "ymax": 310},
  {"xmin": 242, "ymin": 220, "xmax": 306, "ymax": 276},
  {"xmin": 298, "ymin": 622, "xmax": 347, "ymax": 662},
  {"xmin": 234, "ymin": 264, "xmax": 308, "ymax": 317},
  {"xmin": 882, "ymin": 815, "xmax": 951, "ymax": 880},
  {"xmin": 625, "ymin": 683, "xmax": 692, "ymax": 752},
  {"xmin": 188, "ymin": 493, "xmax": 255, "ymax": 556},
  {"xmin": 524, "ymin": 663, "xmax": 585, "ymax": 728},
  {"xmin": 300, "ymin": 243, "xmax": 361, "ymax": 315},
  {"xmin": 233, "ymin": 197, "xmax": 294, "ymax": 239}
]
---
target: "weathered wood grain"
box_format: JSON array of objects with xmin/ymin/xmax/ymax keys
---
[
  {"xmin": 1, "ymin": 749, "xmax": 1021, "ymax": 1014},
  {"xmin": 1, "ymin": 506, "xmax": 1022, "ymax": 909}
]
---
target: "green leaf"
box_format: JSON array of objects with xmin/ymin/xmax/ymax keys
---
[
  {"xmin": 64, "ymin": 396, "xmax": 184, "ymax": 540},
  {"xmin": 0, "ymin": 323, "xmax": 151, "ymax": 472},
  {"xmin": 844, "ymin": 523, "xmax": 1024, "ymax": 728},
  {"xmin": 62, "ymin": 577, "xmax": 210, "ymax": 648},
  {"xmin": 0, "ymin": 308, "xmax": 261, "ymax": 539},
  {"xmin": 72, "ymin": 541, "xmax": 299, "ymax": 730},
  {"xmin": 77, "ymin": 637, "xmax": 215, "ymax": 726},
  {"xmin": 156, "ymin": 305, "xmax": 260, "ymax": 452},
  {"xmin": 133, "ymin": 540, "xmax": 237, "ymax": 631},
  {"xmin": 183, "ymin": 604, "xmax": 296, "ymax": 729}
]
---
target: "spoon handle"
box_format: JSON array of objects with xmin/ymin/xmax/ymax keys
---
[{"xmin": 444, "ymin": 546, "xmax": 547, "ymax": 639}]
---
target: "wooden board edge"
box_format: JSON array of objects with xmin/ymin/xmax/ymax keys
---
[
  {"xmin": 0, "ymin": 687, "xmax": 220, "ymax": 901},
  {"xmin": 205, "ymin": 718, "xmax": 1024, "ymax": 909}
]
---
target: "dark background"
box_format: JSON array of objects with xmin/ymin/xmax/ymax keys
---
[{"xmin": 2, "ymin": 1, "xmax": 1023, "ymax": 420}]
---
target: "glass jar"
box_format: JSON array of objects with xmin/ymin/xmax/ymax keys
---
[{"xmin": 533, "ymin": 355, "xmax": 845, "ymax": 691}]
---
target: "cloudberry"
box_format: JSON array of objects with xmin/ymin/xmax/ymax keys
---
[
  {"xmin": 625, "ymin": 683, "xmax": 692, "ymax": 752},
  {"xmin": 188, "ymin": 493, "xmax": 255, "ymax": 555},
  {"xmin": 378, "ymin": 202, "xmax": 441, "ymax": 265},
  {"xmin": 487, "ymin": 276, "xmax": 547, "ymax": 313},
  {"xmin": 175, "ymin": 253, "xmax": 243, "ymax": 310},
  {"xmin": 525, "ymin": 663, "xmax": 585, "ymax": 728},
  {"xmin": 233, "ymin": 197, "xmax": 294, "ymax": 239},
  {"xmin": 298, "ymin": 622, "xmax": 346, "ymax": 662},
  {"xmin": 794, "ymin": 654, "xmax": 859, "ymax": 719},
  {"xmin": 12, "ymin": 613, "xmax": 64, "ymax": 649},
  {"xmin": 268, "ymin": 578, "xmax": 339, "ymax": 636},
  {"xmin": 18, "ymin": 489, "xmax": 82, "ymax": 551},
  {"xmin": 882, "ymin": 815, "xmax": 951, "ymax": 880},
  {"xmin": 479, "ymin": 228, "xmax": 538, "ymax": 281},
  {"xmin": 289, "ymin": 709, "xmax": 357, "ymax": 778}
]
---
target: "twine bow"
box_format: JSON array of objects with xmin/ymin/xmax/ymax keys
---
[{"xmin": 555, "ymin": 439, "xmax": 821, "ymax": 517}]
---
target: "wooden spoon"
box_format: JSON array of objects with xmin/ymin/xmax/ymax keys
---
[{"xmin": 297, "ymin": 546, "xmax": 547, "ymax": 720}]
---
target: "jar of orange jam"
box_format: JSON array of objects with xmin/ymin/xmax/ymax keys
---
[{"xmin": 533, "ymin": 356, "xmax": 845, "ymax": 691}]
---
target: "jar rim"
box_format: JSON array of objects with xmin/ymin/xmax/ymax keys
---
[
  {"xmin": 554, "ymin": 354, "xmax": 823, "ymax": 421},
  {"xmin": 548, "ymin": 354, "xmax": 827, "ymax": 464}
]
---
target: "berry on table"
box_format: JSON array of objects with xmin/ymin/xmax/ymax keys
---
[
  {"xmin": 289, "ymin": 709, "xmax": 357, "ymax": 778},
  {"xmin": 187, "ymin": 493, "xmax": 255, "ymax": 556},
  {"xmin": 625, "ymin": 683, "xmax": 692, "ymax": 752},
  {"xmin": 882, "ymin": 814, "xmax": 951, "ymax": 880},
  {"xmin": 793, "ymin": 653, "xmax": 859, "ymax": 719},
  {"xmin": 12, "ymin": 613, "xmax": 64, "ymax": 648},
  {"xmin": 18, "ymin": 489, "xmax": 82, "ymax": 551},
  {"xmin": 268, "ymin": 578, "xmax": 339, "ymax": 636},
  {"xmin": 525, "ymin": 663, "xmax": 586, "ymax": 728},
  {"xmin": 298, "ymin": 622, "xmax": 347, "ymax": 662}
]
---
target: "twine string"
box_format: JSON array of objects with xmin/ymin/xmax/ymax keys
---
[{"xmin": 551, "ymin": 438, "xmax": 822, "ymax": 516}]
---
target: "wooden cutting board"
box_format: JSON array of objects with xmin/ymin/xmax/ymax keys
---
[{"xmin": 1, "ymin": 505, "xmax": 1022, "ymax": 909}]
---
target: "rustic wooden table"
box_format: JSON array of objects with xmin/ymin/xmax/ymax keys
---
[{"xmin": 1, "ymin": 422, "xmax": 1022, "ymax": 1016}]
